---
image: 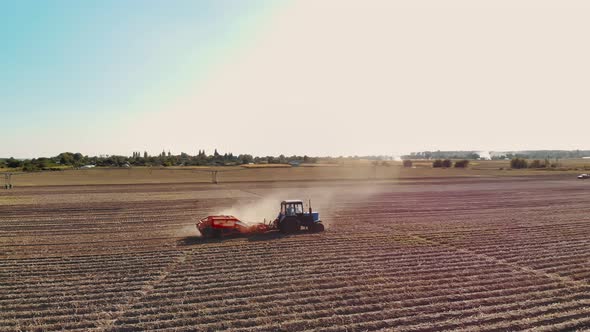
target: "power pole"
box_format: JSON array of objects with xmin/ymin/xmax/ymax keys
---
[{"xmin": 4, "ymin": 173, "xmax": 13, "ymax": 189}]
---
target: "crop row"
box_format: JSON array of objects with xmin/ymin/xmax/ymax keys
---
[{"xmin": 107, "ymin": 284, "xmax": 589, "ymax": 331}]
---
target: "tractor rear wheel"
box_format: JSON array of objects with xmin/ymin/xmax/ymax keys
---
[
  {"xmin": 310, "ymin": 223, "xmax": 325, "ymax": 233},
  {"xmin": 280, "ymin": 218, "xmax": 300, "ymax": 234}
]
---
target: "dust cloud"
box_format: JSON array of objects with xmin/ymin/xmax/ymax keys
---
[
  {"xmin": 219, "ymin": 194, "xmax": 282, "ymax": 224},
  {"xmin": 218, "ymin": 182, "xmax": 385, "ymax": 228},
  {"xmin": 174, "ymin": 223, "xmax": 201, "ymax": 238}
]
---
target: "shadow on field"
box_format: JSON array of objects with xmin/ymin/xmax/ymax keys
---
[{"xmin": 177, "ymin": 231, "xmax": 311, "ymax": 246}]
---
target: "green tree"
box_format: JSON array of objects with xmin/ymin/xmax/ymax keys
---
[
  {"xmin": 238, "ymin": 154, "xmax": 254, "ymax": 164},
  {"xmin": 7, "ymin": 157, "xmax": 23, "ymax": 168},
  {"xmin": 58, "ymin": 152, "xmax": 74, "ymax": 165},
  {"xmin": 454, "ymin": 160, "xmax": 470, "ymax": 168},
  {"xmin": 510, "ymin": 158, "xmax": 528, "ymax": 169}
]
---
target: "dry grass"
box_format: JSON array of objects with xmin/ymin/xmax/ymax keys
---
[
  {"xmin": 3, "ymin": 159, "xmax": 589, "ymax": 187},
  {"xmin": 240, "ymin": 164, "xmax": 292, "ymax": 168}
]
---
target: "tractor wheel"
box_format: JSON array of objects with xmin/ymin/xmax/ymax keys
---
[
  {"xmin": 280, "ymin": 218, "xmax": 300, "ymax": 234},
  {"xmin": 310, "ymin": 223, "xmax": 325, "ymax": 233}
]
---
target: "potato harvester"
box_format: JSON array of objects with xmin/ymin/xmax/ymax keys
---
[{"xmin": 197, "ymin": 199, "xmax": 324, "ymax": 239}]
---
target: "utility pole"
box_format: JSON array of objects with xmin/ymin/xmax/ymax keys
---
[
  {"xmin": 211, "ymin": 170, "xmax": 218, "ymax": 184},
  {"xmin": 4, "ymin": 173, "xmax": 13, "ymax": 189}
]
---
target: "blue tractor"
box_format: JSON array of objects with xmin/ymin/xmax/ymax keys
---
[{"xmin": 274, "ymin": 200, "xmax": 325, "ymax": 234}]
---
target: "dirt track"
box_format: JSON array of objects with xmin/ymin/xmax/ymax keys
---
[{"xmin": 1, "ymin": 175, "xmax": 590, "ymax": 331}]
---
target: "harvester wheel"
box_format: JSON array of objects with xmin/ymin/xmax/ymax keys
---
[
  {"xmin": 310, "ymin": 223, "xmax": 325, "ymax": 233},
  {"xmin": 201, "ymin": 228, "xmax": 212, "ymax": 239},
  {"xmin": 280, "ymin": 218, "xmax": 300, "ymax": 234}
]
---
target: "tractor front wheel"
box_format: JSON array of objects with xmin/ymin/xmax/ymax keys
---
[
  {"xmin": 310, "ymin": 223, "xmax": 325, "ymax": 233},
  {"xmin": 280, "ymin": 218, "xmax": 300, "ymax": 234}
]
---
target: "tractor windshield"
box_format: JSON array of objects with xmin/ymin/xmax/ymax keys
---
[
  {"xmin": 294, "ymin": 204, "xmax": 303, "ymax": 214},
  {"xmin": 283, "ymin": 203, "xmax": 304, "ymax": 216}
]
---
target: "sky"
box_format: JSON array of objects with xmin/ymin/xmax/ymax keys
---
[{"xmin": 2, "ymin": 0, "xmax": 590, "ymax": 158}]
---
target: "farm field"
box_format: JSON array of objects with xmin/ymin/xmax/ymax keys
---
[
  {"xmin": 1, "ymin": 173, "xmax": 590, "ymax": 331},
  {"xmin": 3, "ymin": 158, "xmax": 590, "ymax": 187}
]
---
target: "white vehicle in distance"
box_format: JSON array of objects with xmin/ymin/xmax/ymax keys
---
[{"xmin": 578, "ymin": 173, "xmax": 590, "ymax": 179}]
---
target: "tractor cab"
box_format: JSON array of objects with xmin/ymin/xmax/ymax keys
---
[
  {"xmin": 276, "ymin": 199, "xmax": 323, "ymax": 233},
  {"xmin": 280, "ymin": 200, "xmax": 305, "ymax": 217}
]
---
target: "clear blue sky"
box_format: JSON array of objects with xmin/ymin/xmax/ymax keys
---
[
  {"xmin": 2, "ymin": 1, "xmax": 589, "ymax": 158},
  {"xmin": 1, "ymin": 0, "xmax": 283, "ymax": 158}
]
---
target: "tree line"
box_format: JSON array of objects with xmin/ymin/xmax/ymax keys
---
[
  {"xmin": 402, "ymin": 159, "xmax": 470, "ymax": 168},
  {"xmin": 509, "ymin": 158, "xmax": 561, "ymax": 169},
  {"xmin": 403, "ymin": 150, "xmax": 590, "ymax": 160},
  {"xmin": 0, "ymin": 150, "xmax": 320, "ymax": 172},
  {"xmin": 403, "ymin": 151, "xmax": 481, "ymax": 160}
]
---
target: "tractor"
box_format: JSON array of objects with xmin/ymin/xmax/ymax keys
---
[
  {"xmin": 197, "ymin": 199, "xmax": 324, "ymax": 239},
  {"xmin": 273, "ymin": 200, "xmax": 324, "ymax": 233}
]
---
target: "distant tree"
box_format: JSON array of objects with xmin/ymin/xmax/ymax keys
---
[
  {"xmin": 510, "ymin": 158, "xmax": 528, "ymax": 169},
  {"xmin": 432, "ymin": 159, "xmax": 443, "ymax": 168},
  {"xmin": 6, "ymin": 157, "xmax": 23, "ymax": 168},
  {"xmin": 466, "ymin": 153, "xmax": 480, "ymax": 160},
  {"xmin": 22, "ymin": 162, "xmax": 39, "ymax": 172},
  {"xmin": 73, "ymin": 153, "xmax": 83, "ymax": 163},
  {"xmin": 238, "ymin": 154, "xmax": 254, "ymax": 164},
  {"xmin": 36, "ymin": 158, "xmax": 52, "ymax": 169},
  {"xmin": 144, "ymin": 151, "xmax": 148, "ymax": 159},
  {"xmin": 442, "ymin": 159, "xmax": 452, "ymax": 168},
  {"xmin": 58, "ymin": 152, "xmax": 74, "ymax": 165},
  {"xmin": 403, "ymin": 160, "xmax": 413, "ymax": 168},
  {"xmin": 454, "ymin": 160, "xmax": 470, "ymax": 168},
  {"xmin": 529, "ymin": 160, "xmax": 545, "ymax": 169}
]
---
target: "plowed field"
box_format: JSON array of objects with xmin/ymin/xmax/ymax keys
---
[{"xmin": 2, "ymin": 175, "xmax": 590, "ymax": 331}]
